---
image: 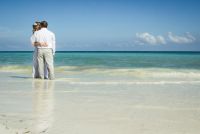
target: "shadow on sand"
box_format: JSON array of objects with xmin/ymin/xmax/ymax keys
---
[{"xmin": 10, "ymin": 76, "xmax": 32, "ymax": 79}]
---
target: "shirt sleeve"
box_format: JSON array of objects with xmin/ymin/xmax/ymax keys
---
[{"xmin": 52, "ymin": 33, "xmax": 56, "ymax": 55}]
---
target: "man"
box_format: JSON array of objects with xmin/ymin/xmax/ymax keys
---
[{"xmin": 31, "ymin": 21, "xmax": 56, "ymax": 80}]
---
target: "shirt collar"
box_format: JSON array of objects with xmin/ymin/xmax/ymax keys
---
[{"xmin": 41, "ymin": 28, "xmax": 47, "ymax": 30}]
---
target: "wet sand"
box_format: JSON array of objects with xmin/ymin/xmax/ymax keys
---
[{"xmin": 0, "ymin": 71, "xmax": 200, "ymax": 134}]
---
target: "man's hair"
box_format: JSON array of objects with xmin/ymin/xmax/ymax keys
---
[{"xmin": 40, "ymin": 21, "xmax": 48, "ymax": 28}]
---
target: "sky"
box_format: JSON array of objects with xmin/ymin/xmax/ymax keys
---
[{"xmin": 0, "ymin": 0, "xmax": 200, "ymax": 51}]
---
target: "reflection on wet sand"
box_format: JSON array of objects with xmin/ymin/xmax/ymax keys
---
[{"xmin": 32, "ymin": 80, "xmax": 55, "ymax": 133}]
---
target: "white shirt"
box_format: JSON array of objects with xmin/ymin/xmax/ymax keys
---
[{"xmin": 31, "ymin": 28, "xmax": 56, "ymax": 54}]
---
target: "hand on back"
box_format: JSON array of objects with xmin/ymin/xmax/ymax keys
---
[{"xmin": 40, "ymin": 42, "xmax": 48, "ymax": 47}]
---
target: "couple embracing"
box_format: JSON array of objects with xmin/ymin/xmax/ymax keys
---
[{"xmin": 31, "ymin": 21, "xmax": 56, "ymax": 80}]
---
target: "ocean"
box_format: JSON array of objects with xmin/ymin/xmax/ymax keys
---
[
  {"xmin": 0, "ymin": 51, "xmax": 200, "ymax": 83},
  {"xmin": 0, "ymin": 51, "xmax": 200, "ymax": 68}
]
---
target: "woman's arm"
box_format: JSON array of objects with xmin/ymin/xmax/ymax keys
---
[{"xmin": 34, "ymin": 42, "xmax": 48, "ymax": 47}]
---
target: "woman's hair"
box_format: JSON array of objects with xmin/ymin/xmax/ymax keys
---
[{"xmin": 32, "ymin": 21, "xmax": 41, "ymax": 34}]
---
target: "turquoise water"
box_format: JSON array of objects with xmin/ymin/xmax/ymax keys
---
[
  {"xmin": 0, "ymin": 51, "xmax": 200, "ymax": 84},
  {"xmin": 0, "ymin": 51, "xmax": 200, "ymax": 69}
]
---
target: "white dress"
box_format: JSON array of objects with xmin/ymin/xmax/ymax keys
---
[{"xmin": 31, "ymin": 35, "xmax": 48, "ymax": 79}]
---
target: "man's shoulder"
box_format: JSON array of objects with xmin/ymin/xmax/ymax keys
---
[
  {"xmin": 36, "ymin": 28, "xmax": 55, "ymax": 36},
  {"xmin": 48, "ymin": 29, "xmax": 55, "ymax": 35}
]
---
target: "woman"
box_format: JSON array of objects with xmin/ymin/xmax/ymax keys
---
[{"xmin": 31, "ymin": 22, "xmax": 49, "ymax": 79}]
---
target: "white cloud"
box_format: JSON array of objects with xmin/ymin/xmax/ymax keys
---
[
  {"xmin": 168, "ymin": 32, "xmax": 195, "ymax": 44},
  {"xmin": 136, "ymin": 32, "xmax": 166, "ymax": 45}
]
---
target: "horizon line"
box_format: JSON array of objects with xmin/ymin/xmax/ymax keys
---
[{"xmin": 0, "ymin": 50, "xmax": 200, "ymax": 53}]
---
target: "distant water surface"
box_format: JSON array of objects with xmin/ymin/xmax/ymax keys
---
[{"xmin": 0, "ymin": 51, "xmax": 200, "ymax": 69}]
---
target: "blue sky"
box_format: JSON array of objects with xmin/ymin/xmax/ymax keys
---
[{"xmin": 0, "ymin": 0, "xmax": 200, "ymax": 51}]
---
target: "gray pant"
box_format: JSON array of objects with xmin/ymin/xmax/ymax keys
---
[{"xmin": 37, "ymin": 49, "xmax": 54, "ymax": 80}]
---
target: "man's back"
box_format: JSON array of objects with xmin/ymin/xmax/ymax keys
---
[{"xmin": 34, "ymin": 28, "xmax": 55, "ymax": 50}]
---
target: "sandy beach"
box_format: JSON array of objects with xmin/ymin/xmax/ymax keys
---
[{"xmin": 0, "ymin": 69, "xmax": 200, "ymax": 134}]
